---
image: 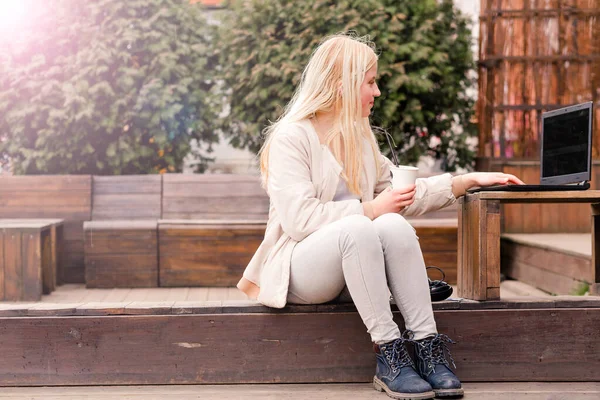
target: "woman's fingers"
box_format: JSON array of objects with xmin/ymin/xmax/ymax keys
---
[
  {"xmin": 393, "ymin": 189, "xmax": 416, "ymax": 202},
  {"xmin": 505, "ymin": 174, "xmax": 525, "ymax": 185}
]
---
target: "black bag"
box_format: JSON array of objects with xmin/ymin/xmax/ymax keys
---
[{"xmin": 427, "ymin": 266, "xmax": 453, "ymax": 302}]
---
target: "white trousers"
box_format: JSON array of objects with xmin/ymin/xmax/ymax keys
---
[{"xmin": 287, "ymin": 213, "xmax": 437, "ymax": 343}]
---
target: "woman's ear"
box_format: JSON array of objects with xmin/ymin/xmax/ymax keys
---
[{"xmin": 337, "ymin": 82, "xmax": 343, "ymax": 98}]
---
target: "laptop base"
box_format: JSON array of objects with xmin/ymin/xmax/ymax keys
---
[{"xmin": 468, "ymin": 181, "xmax": 590, "ymax": 193}]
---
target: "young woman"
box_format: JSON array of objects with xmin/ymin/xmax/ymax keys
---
[{"xmin": 237, "ymin": 34, "xmax": 523, "ymax": 400}]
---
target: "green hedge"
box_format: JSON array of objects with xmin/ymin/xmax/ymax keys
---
[{"xmin": 0, "ymin": 0, "xmax": 218, "ymax": 174}]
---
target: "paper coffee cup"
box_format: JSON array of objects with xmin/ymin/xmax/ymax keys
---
[{"xmin": 390, "ymin": 165, "xmax": 419, "ymax": 189}]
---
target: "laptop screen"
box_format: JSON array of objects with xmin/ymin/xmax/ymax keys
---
[{"xmin": 541, "ymin": 106, "xmax": 591, "ymax": 182}]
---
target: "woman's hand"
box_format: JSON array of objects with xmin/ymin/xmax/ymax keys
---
[
  {"xmin": 452, "ymin": 172, "xmax": 525, "ymax": 197},
  {"xmin": 364, "ymin": 185, "xmax": 416, "ymax": 219}
]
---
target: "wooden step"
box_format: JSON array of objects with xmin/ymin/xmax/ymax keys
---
[
  {"xmin": 501, "ymin": 233, "xmax": 593, "ymax": 295},
  {"xmin": 0, "ymin": 297, "xmax": 599, "ymax": 386},
  {"xmin": 0, "ymin": 382, "xmax": 598, "ymax": 399}
]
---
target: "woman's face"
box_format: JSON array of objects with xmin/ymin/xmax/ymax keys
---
[{"xmin": 360, "ymin": 63, "xmax": 381, "ymax": 118}]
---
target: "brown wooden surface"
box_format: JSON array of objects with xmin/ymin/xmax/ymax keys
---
[
  {"xmin": 501, "ymin": 238, "xmax": 594, "ymax": 284},
  {"xmin": 414, "ymin": 223, "xmax": 457, "ymax": 284},
  {"xmin": 592, "ymin": 203, "xmax": 600, "ymax": 295},
  {"xmin": 0, "ymin": 176, "xmax": 92, "ymax": 284},
  {"xmin": 0, "ymin": 219, "xmax": 64, "ymax": 291},
  {"xmin": 159, "ymin": 222, "xmax": 265, "ymax": 287},
  {"xmin": 0, "ymin": 225, "xmax": 53, "ymax": 301},
  {"xmin": 458, "ymin": 197, "xmax": 501, "ymax": 301},
  {"xmin": 92, "ymin": 175, "xmax": 161, "ymax": 220},
  {"xmin": 0, "ymin": 308, "xmax": 598, "ymax": 385},
  {"xmin": 84, "ymin": 221, "xmax": 158, "ymax": 288},
  {"xmin": 162, "ymin": 174, "xmax": 269, "ymax": 220},
  {"xmin": 1, "ymin": 382, "xmax": 600, "ymax": 399}
]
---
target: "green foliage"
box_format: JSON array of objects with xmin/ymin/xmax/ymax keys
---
[
  {"xmin": 570, "ymin": 281, "xmax": 590, "ymax": 296},
  {"xmin": 0, "ymin": 0, "xmax": 218, "ymax": 174},
  {"xmin": 214, "ymin": 0, "xmax": 477, "ymax": 170}
]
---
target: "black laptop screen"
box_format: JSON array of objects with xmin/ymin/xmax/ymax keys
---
[{"xmin": 542, "ymin": 108, "xmax": 590, "ymax": 179}]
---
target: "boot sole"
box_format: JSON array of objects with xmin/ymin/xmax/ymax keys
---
[
  {"xmin": 433, "ymin": 387, "xmax": 464, "ymax": 398},
  {"xmin": 373, "ymin": 376, "xmax": 435, "ymax": 400}
]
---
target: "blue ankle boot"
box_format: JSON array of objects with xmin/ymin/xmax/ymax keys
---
[
  {"xmin": 413, "ymin": 333, "xmax": 464, "ymax": 398},
  {"xmin": 373, "ymin": 337, "xmax": 435, "ymax": 400}
]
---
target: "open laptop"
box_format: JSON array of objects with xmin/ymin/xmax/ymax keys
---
[{"xmin": 469, "ymin": 101, "xmax": 594, "ymax": 192}]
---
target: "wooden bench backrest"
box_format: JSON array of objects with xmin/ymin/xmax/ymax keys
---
[
  {"xmin": 162, "ymin": 174, "xmax": 269, "ymax": 221},
  {"xmin": 92, "ymin": 175, "xmax": 161, "ymax": 220},
  {"xmin": 0, "ymin": 175, "xmax": 91, "ymax": 283}
]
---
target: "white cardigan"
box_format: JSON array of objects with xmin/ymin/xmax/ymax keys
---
[{"xmin": 237, "ymin": 119, "xmax": 457, "ymax": 308}]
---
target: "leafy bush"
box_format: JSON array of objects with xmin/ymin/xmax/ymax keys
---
[
  {"xmin": 0, "ymin": 0, "xmax": 218, "ymax": 174},
  {"xmin": 215, "ymin": 0, "xmax": 477, "ymax": 170}
]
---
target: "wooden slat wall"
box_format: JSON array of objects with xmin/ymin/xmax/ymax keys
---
[
  {"xmin": 162, "ymin": 174, "xmax": 269, "ymax": 220},
  {"xmin": 0, "ymin": 176, "xmax": 91, "ymax": 283},
  {"xmin": 492, "ymin": 160, "xmax": 600, "ymax": 233},
  {"xmin": 92, "ymin": 175, "xmax": 161, "ymax": 220},
  {"xmin": 478, "ymin": 0, "xmax": 600, "ymax": 159}
]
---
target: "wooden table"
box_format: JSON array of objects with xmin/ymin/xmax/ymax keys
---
[
  {"xmin": 457, "ymin": 191, "xmax": 600, "ymax": 301},
  {"xmin": 0, "ymin": 219, "xmax": 64, "ymax": 300}
]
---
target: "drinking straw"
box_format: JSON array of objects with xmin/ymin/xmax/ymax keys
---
[{"xmin": 374, "ymin": 127, "xmax": 399, "ymax": 167}]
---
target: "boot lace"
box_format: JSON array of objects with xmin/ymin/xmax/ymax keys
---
[
  {"xmin": 415, "ymin": 333, "xmax": 457, "ymax": 376},
  {"xmin": 382, "ymin": 337, "xmax": 415, "ymax": 373}
]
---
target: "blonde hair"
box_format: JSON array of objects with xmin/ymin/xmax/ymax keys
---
[{"xmin": 259, "ymin": 33, "xmax": 381, "ymax": 195}]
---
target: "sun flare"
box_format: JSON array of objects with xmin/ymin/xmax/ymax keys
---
[{"xmin": 0, "ymin": 2, "xmax": 29, "ymax": 34}]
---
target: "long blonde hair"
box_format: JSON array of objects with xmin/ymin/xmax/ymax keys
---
[{"xmin": 259, "ymin": 33, "xmax": 381, "ymax": 195}]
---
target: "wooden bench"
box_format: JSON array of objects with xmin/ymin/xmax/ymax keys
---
[
  {"xmin": 0, "ymin": 220, "xmax": 64, "ymax": 301},
  {"xmin": 84, "ymin": 176, "xmax": 162, "ymax": 288},
  {"xmin": 458, "ymin": 190, "xmax": 600, "ymax": 300},
  {"xmin": 0, "ymin": 176, "xmax": 91, "ymax": 284},
  {"xmin": 80, "ymin": 173, "xmax": 458, "ymax": 288},
  {"xmin": 84, "ymin": 220, "xmax": 158, "ymax": 288},
  {"xmin": 158, "ymin": 219, "xmax": 266, "ymax": 287},
  {"xmin": 157, "ymin": 174, "xmax": 269, "ymax": 287},
  {"xmin": 410, "ymin": 218, "xmax": 457, "ymax": 284}
]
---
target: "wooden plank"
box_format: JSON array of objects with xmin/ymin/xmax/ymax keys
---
[
  {"xmin": 520, "ymin": 165, "xmax": 541, "ymax": 233},
  {"xmin": 501, "ymin": 239, "xmax": 593, "ymax": 282},
  {"xmin": 501, "ymin": 165, "xmax": 523, "ymax": 232},
  {"xmin": 21, "ymin": 230, "xmax": 42, "ymax": 301},
  {"xmin": 84, "ymin": 222, "xmax": 158, "ymax": 288},
  {"xmin": 485, "ymin": 201, "xmax": 501, "ymax": 300},
  {"xmin": 92, "ymin": 176, "xmax": 161, "ymax": 220},
  {"xmin": 1, "ymin": 382, "xmax": 600, "ymax": 399},
  {"xmin": 0, "ymin": 308, "xmax": 598, "ymax": 385},
  {"xmin": 457, "ymin": 197, "xmax": 464, "ymax": 297},
  {"xmin": 93, "ymin": 175, "xmax": 161, "ymax": 194},
  {"xmin": 477, "ymin": 190, "xmax": 600, "ymax": 202},
  {"xmin": 0, "ymin": 230, "xmax": 4, "ymax": 300},
  {"xmin": 159, "ymin": 225, "xmax": 263, "ymax": 287},
  {"xmin": 41, "ymin": 229, "xmax": 54, "ymax": 294},
  {"xmin": 591, "ymin": 203, "xmax": 600, "ymax": 295},
  {"xmin": 3, "ymin": 230, "xmax": 22, "ymax": 301},
  {"xmin": 471, "ymin": 198, "xmax": 482, "ymax": 299},
  {"xmin": 161, "ymin": 174, "xmax": 268, "ymax": 221},
  {"xmin": 502, "ymin": 258, "xmax": 584, "ymax": 295}
]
